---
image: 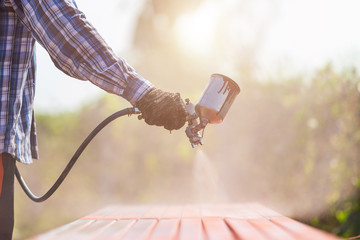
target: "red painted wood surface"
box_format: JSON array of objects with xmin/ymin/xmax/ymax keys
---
[{"xmin": 29, "ymin": 203, "xmax": 341, "ymax": 240}]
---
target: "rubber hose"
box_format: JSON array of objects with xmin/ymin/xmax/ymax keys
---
[{"xmin": 15, "ymin": 107, "xmax": 138, "ymax": 202}]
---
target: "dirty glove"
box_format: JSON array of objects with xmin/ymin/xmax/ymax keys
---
[{"xmin": 136, "ymin": 88, "xmax": 187, "ymax": 131}]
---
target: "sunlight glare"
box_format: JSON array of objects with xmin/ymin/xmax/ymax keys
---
[{"xmin": 174, "ymin": 2, "xmax": 218, "ymax": 56}]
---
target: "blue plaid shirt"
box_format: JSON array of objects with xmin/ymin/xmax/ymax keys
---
[{"xmin": 0, "ymin": 0, "xmax": 153, "ymax": 164}]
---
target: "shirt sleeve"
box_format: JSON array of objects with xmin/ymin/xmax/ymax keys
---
[{"xmin": 9, "ymin": 0, "xmax": 153, "ymax": 105}]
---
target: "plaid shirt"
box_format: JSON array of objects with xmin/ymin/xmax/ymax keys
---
[{"xmin": 0, "ymin": 0, "xmax": 153, "ymax": 164}]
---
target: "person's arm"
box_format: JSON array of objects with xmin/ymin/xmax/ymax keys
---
[
  {"xmin": 10, "ymin": 0, "xmax": 151, "ymax": 105},
  {"xmin": 10, "ymin": 0, "xmax": 187, "ymax": 130}
]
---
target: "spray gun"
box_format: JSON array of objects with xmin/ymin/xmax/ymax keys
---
[{"xmin": 183, "ymin": 74, "xmax": 241, "ymax": 148}]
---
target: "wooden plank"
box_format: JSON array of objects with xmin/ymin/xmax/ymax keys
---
[
  {"xmin": 142, "ymin": 206, "xmax": 167, "ymax": 219},
  {"xmin": 120, "ymin": 219, "xmax": 158, "ymax": 240},
  {"xmin": 83, "ymin": 205, "xmax": 150, "ymax": 220},
  {"xmin": 224, "ymin": 204, "xmax": 264, "ymax": 219},
  {"xmin": 271, "ymin": 217, "xmax": 341, "ymax": 240},
  {"xmin": 87, "ymin": 219, "xmax": 135, "ymax": 240},
  {"xmin": 200, "ymin": 204, "xmax": 263, "ymax": 219},
  {"xmin": 200, "ymin": 204, "xmax": 228, "ymax": 218},
  {"xmin": 29, "ymin": 219, "xmax": 96, "ymax": 240},
  {"xmin": 225, "ymin": 218, "xmax": 268, "ymax": 240},
  {"xmin": 248, "ymin": 218, "xmax": 298, "ymax": 240},
  {"xmin": 202, "ymin": 217, "xmax": 236, "ymax": 240},
  {"xmin": 72, "ymin": 220, "xmax": 117, "ymax": 240},
  {"xmin": 82, "ymin": 206, "xmax": 122, "ymax": 219},
  {"xmin": 247, "ymin": 203, "xmax": 283, "ymax": 219},
  {"xmin": 181, "ymin": 205, "xmax": 201, "ymax": 218},
  {"xmin": 161, "ymin": 205, "xmax": 183, "ymax": 219},
  {"xmin": 178, "ymin": 219, "xmax": 204, "ymax": 240},
  {"xmin": 29, "ymin": 204, "xmax": 343, "ymax": 240},
  {"xmin": 149, "ymin": 219, "xmax": 180, "ymax": 240},
  {"xmin": 108, "ymin": 205, "xmax": 150, "ymax": 219}
]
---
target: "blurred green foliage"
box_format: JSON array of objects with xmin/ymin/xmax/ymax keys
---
[{"xmin": 290, "ymin": 65, "xmax": 360, "ymax": 237}]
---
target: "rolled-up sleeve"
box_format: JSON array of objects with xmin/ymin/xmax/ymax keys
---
[{"xmin": 9, "ymin": 0, "xmax": 153, "ymax": 104}]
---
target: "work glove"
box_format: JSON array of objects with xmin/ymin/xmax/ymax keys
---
[{"xmin": 136, "ymin": 88, "xmax": 187, "ymax": 131}]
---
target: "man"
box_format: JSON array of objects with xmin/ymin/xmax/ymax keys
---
[{"xmin": 0, "ymin": 0, "xmax": 187, "ymax": 239}]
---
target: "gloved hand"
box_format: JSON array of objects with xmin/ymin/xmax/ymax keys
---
[{"xmin": 136, "ymin": 88, "xmax": 188, "ymax": 131}]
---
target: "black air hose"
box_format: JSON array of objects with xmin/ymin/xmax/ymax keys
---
[{"xmin": 15, "ymin": 107, "xmax": 139, "ymax": 202}]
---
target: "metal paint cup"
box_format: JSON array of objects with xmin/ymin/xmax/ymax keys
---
[{"xmin": 195, "ymin": 74, "xmax": 240, "ymax": 124}]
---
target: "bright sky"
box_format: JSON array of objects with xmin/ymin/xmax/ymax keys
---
[
  {"xmin": 35, "ymin": 0, "xmax": 360, "ymax": 112},
  {"xmin": 259, "ymin": 0, "xmax": 360, "ymax": 79}
]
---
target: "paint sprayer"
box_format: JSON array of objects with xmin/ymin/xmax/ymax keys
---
[
  {"xmin": 15, "ymin": 74, "xmax": 240, "ymax": 202},
  {"xmin": 182, "ymin": 74, "xmax": 240, "ymax": 147}
]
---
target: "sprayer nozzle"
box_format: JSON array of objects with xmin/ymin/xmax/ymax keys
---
[
  {"xmin": 186, "ymin": 125, "xmax": 203, "ymax": 148},
  {"xmin": 191, "ymin": 140, "xmax": 203, "ymax": 148}
]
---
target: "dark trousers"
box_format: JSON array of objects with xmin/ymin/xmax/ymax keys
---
[{"xmin": 0, "ymin": 153, "xmax": 15, "ymax": 240}]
